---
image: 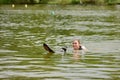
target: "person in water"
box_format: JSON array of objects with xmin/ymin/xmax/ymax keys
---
[
  {"xmin": 72, "ymin": 39, "xmax": 88, "ymax": 59},
  {"xmin": 72, "ymin": 39, "xmax": 87, "ymax": 50},
  {"xmin": 43, "ymin": 39, "xmax": 88, "ymax": 59}
]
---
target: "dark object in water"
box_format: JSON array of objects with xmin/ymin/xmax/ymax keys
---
[
  {"xmin": 61, "ymin": 47, "xmax": 67, "ymax": 53},
  {"xmin": 43, "ymin": 43, "xmax": 55, "ymax": 53},
  {"xmin": 79, "ymin": 46, "xmax": 82, "ymax": 50}
]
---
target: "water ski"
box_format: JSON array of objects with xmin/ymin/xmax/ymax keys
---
[{"xmin": 43, "ymin": 43, "xmax": 55, "ymax": 53}]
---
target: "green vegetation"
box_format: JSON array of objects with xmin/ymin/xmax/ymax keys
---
[{"xmin": 0, "ymin": 0, "xmax": 120, "ymax": 5}]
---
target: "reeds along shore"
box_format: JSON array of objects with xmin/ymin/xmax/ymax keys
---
[{"xmin": 0, "ymin": 0, "xmax": 120, "ymax": 5}]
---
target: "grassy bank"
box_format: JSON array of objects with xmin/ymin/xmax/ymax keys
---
[{"xmin": 0, "ymin": 0, "xmax": 120, "ymax": 5}]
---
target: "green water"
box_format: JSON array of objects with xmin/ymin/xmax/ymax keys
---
[{"xmin": 0, "ymin": 5, "xmax": 120, "ymax": 80}]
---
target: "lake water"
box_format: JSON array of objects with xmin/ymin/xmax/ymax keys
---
[{"xmin": 0, "ymin": 5, "xmax": 120, "ymax": 80}]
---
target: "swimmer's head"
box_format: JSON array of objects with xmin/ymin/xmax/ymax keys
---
[{"xmin": 72, "ymin": 39, "xmax": 81, "ymax": 50}]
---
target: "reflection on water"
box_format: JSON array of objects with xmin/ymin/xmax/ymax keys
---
[{"xmin": 0, "ymin": 5, "xmax": 120, "ymax": 80}]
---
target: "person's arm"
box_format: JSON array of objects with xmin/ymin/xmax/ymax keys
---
[{"xmin": 81, "ymin": 45, "xmax": 88, "ymax": 52}]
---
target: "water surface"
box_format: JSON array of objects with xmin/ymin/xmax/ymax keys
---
[{"xmin": 0, "ymin": 5, "xmax": 120, "ymax": 80}]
